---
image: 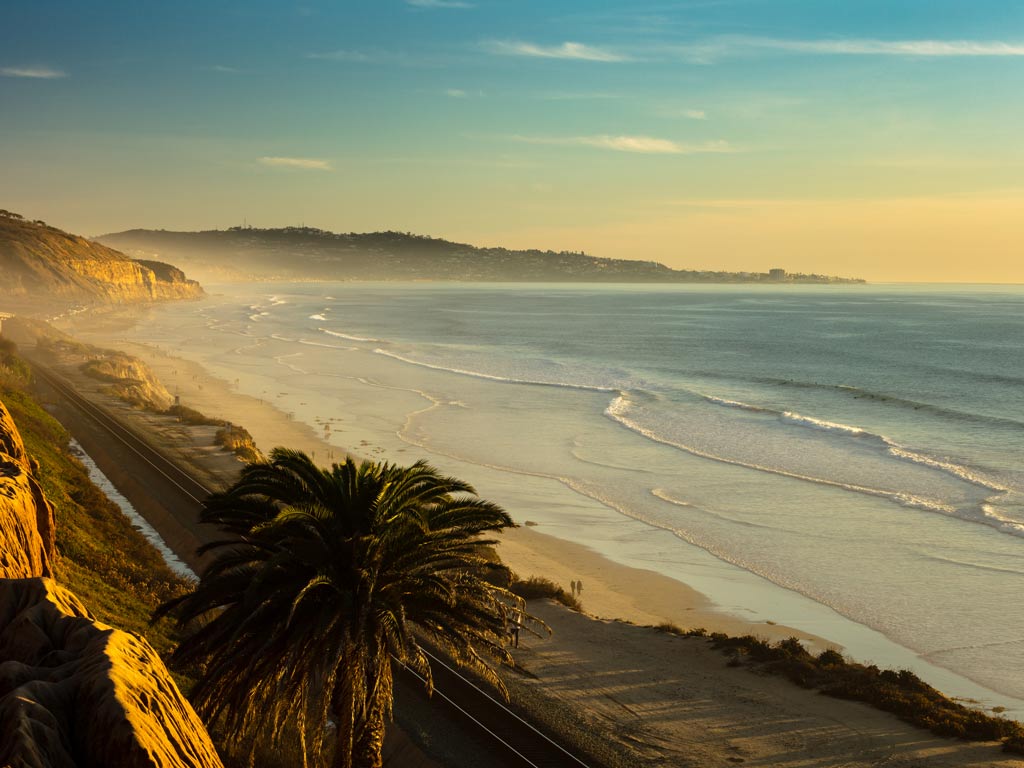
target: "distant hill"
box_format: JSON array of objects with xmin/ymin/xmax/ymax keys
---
[
  {"xmin": 97, "ymin": 226, "xmax": 864, "ymax": 285},
  {"xmin": 0, "ymin": 211, "xmax": 204, "ymax": 307}
]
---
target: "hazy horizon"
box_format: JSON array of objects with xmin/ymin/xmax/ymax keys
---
[{"xmin": 3, "ymin": 1, "xmax": 1024, "ymax": 283}]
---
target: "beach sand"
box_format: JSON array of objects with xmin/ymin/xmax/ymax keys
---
[{"xmin": 60, "ymin": 309, "xmax": 1022, "ymax": 767}]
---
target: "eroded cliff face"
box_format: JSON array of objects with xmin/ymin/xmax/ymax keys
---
[
  {"xmin": 0, "ymin": 401, "xmax": 55, "ymax": 580},
  {"xmin": 0, "ymin": 579, "xmax": 224, "ymax": 768},
  {"xmin": 0, "ymin": 399, "xmax": 224, "ymax": 767},
  {"xmin": 0, "ymin": 213, "xmax": 204, "ymax": 305},
  {"xmin": 80, "ymin": 353, "xmax": 175, "ymax": 412}
]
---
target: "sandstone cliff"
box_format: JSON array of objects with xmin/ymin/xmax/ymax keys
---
[
  {"xmin": 0, "ymin": 212, "xmax": 204, "ymax": 305},
  {"xmin": 0, "ymin": 398, "xmax": 223, "ymax": 767},
  {"xmin": 0, "ymin": 400, "xmax": 55, "ymax": 581},
  {"xmin": 0, "ymin": 578, "xmax": 224, "ymax": 768}
]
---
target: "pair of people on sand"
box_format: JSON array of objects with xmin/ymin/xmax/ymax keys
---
[{"xmin": 570, "ymin": 579, "xmax": 583, "ymax": 597}]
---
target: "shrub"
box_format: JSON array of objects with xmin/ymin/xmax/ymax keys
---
[
  {"xmin": 509, "ymin": 575, "xmax": 582, "ymax": 611},
  {"xmin": 694, "ymin": 632, "xmax": 1024, "ymax": 746}
]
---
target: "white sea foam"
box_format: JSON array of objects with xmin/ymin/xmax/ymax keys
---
[
  {"xmin": 702, "ymin": 394, "xmax": 771, "ymax": 413},
  {"xmin": 781, "ymin": 411, "xmax": 867, "ymax": 436},
  {"xmin": 704, "ymin": 393, "xmax": 1009, "ymax": 497},
  {"xmin": 69, "ymin": 440, "xmax": 196, "ymax": 579},
  {"xmin": 309, "ymin": 314, "xmax": 327, "ymax": 321},
  {"xmin": 320, "ymin": 328, "xmax": 382, "ymax": 343},
  {"xmin": 274, "ymin": 352, "xmax": 308, "ymax": 375},
  {"xmin": 297, "ymin": 339, "xmax": 358, "ymax": 351},
  {"xmin": 885, "ymin": 443, "xmax": 1009, "ymax": 494},
  {"xmin": 373, "ymin": 348, "xmax": 616, "ymax": 393},
  {"xmin": 603, "ymin": 394, "xmax": 1024, "ymax": 535}
]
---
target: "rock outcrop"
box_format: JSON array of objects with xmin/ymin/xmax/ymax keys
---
[
  {"xmin": 0, "ymin": 579, "xmax": 224, "ymax": 768},
  {"xmin": 0, "ymin": 401, "xmax": 55, "ymax": 580},
  {"xmin": 0, "ymin": 399, "xmax": 224, "ymax": 767},
  {"xmin": 0, "ymin": 211, "xmax": 204, "ymax": 305},
  {"xmin": 80, "ymin": 353, "xmax": 175, "ymax": 412}
]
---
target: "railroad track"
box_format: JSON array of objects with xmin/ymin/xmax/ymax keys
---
[
  {"xmin": 31, "ymin": 359, "xmax": 213, "ymax": 504},
  {"xmin": 29, "ymin": 358, "xmax": 600, "ymax": 768}
]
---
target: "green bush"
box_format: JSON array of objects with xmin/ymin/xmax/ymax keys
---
[
  {"xmin": 509, "ymin": 575, "xmax": 582, "ymax": 611},
  {"xmin": 696, "ymin": 632, "xmax": 1023, "ymax": 745}
]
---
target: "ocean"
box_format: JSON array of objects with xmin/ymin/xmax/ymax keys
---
[{"xmin": 116, "ymin": 282, "xmax": 1024, "ymax": 711}]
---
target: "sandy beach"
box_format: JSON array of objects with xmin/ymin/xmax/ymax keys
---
[
  {"xmin": 63, "ymin": 307, "xmax": 819, "ymax": 644},
  {"xmin": 57, "ymin": 307, "xmax": 1023, "ymax": 767}
]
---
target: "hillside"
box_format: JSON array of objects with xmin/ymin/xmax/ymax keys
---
[
  {"xmin": 0, "ymin": 210, "xmax": 204, "ymax": 306},
  {"xmin": 98, "ymin": 226, "xmax": 864, "ymax": 284},
  {"xmin": 0, "ymin": 339, "xmax": 222, "ymax": 767}
]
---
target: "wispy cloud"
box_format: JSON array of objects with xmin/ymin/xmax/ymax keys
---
[
  {"xmin": 673, "ymin": 36, "xmax": 1024, "ymax": 62},
  {"xmin": 446, "ymin": 88, "xmax": 467, "ymax": 98},
  {"xmin": 1, "ymin": 66, "xmax": 66, "ymax": 79},
  {"xmin": 510, "ymin": 135, "xmax": 735, "ymax": 155},
  {"xmin": 484, "ymin": 40, "xmax": 629, "ymax": 62},
  {"xmin": 538, "ymin": 90, "xmax": 622, "ymax": 100},
  {"xmin": 207, "ymin": 64, "xmax": 242, "ymax": 73},
  {"xmin": 755, "ymin": 37, "xmax": 1024, "ymax": 56},
  {"xmin": 407, "ymin": 0, "xmax": 473, "ymax": 7},
  {"xmin": 684, "ymin": 109, "xmax": 707, "ymax": 120},
  {"xmin": 258, "ymin": 156, "xmax": 332, "ymax": 170},
  {"xmin": 306, "ymin": 49, "xmax": 373, "ymax": 62}
]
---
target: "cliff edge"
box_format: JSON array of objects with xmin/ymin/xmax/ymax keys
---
[
  {"xmin": 0, "ymin": 399, "xmax": 55, "ymax": 581},
  {"xmin": 0, "ymin": 211, "xmax": 204, "ymax": 306},
  {"xmin": 0, "ymin": 398, "xmax": 223, "ymax": 767}
]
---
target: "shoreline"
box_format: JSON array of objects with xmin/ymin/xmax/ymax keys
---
[
  {"xmin": 34, "ymin": 306, "xmax": 1024, "ymax": 768},
  {"xmin": 58, "ymin": 299, "xmax": 1024, "ymax": 717},
  {"xmin": 61, "ymin": 307, "xmax": 823, "ymax": 647}
]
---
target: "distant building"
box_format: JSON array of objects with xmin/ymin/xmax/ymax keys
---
[{"xmin": 768, "ymin": 268, "xmax": 786, "ymax": 281}]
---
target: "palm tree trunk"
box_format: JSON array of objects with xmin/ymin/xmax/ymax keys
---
[
  {"xmin": 351, "ymin": 696, "xmax": 387, "ymax": 768},
  {"xmin": 331, "ymin": 679, "xmax": 357, "ymax": 768},
  {"xmin": 352, "ymin": 657, "xmax": 393, "ymax": 768}
]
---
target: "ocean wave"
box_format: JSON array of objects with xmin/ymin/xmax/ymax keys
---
[
  {"xmin": 309, "ymin": 314, "xmax": 327, "ymax": 321},
  {"xmin": 885, "ymin": 444, "xmax": 1008, "ymax": 494},
  {"xmin": 780, "ymin": 411, "xmax": 867, "ymax": 436},
  {"xmin": 607, "ymin": 393, "xmax": 1024, "ymax": 537},
  {"xmin": 651, "ymin": 488, "xmax": 824, "ymax": 536},
  {"xmin": 697, "ymin": 373, "xmax": 1024, "ymax": 431},
  {"xmin": 701, "ymin": 393, "xmax": 1008, "ymax": 494},
  {"xmin": 297, "ymin": 339, "xmax": 358, "ymax": 351},
  {"xmin": 919, "ymin": 551, "xmax": 1024, "ymax": 577},
  {"xmin": 373, "ymin": 349, "xmax": 617, "ymax": 393},
  {"xmin": 701, "ymin": 394, "xmax": 773, "ymax": 413},
  {"xmin": 320, "ymin": 328, "xmax": 382, "ymax": 343}
]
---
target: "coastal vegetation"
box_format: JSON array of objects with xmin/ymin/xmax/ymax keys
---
[
  {"xmin": 34, "ymin": 332, "xmax": 263, "ymax": 463},
  {"xmin": 157, "ymin": 448, "xmax": 534, "ymax": 768},
  {"xmin": 509, "ymin": 574, "xmax": 583, "ymax": 612},
  {"xmin": 654, "ymin": 622, "xmax": 1024, "ymax": 751},
  {"xmin": 0, "ymin": 337, "xmax": 189, "ymax": 653}
]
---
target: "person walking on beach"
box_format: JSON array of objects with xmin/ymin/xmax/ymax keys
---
[{"xmin": 570, "ymin": 579, "xmax": 577, "ymax": 596}]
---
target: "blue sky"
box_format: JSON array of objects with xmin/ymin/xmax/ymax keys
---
[{"xmin": 3, "ymin": 0, "xmax": 1024, "ymax": 280}]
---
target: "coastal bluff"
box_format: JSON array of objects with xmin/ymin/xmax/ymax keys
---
[
  {"xmin": 0, "ymin": 399, "xmax": 223, "ymax": 767},
  {"xmin": 0, "ymin": 211, "xmax": 204, "ymax": 306}
]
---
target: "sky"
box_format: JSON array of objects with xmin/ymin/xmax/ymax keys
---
[{"xmin": 2, "ymin": 0, "xmax": 1024, "ymax": 282}]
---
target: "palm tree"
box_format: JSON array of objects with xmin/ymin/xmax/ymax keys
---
[{"xmin": 156, "ymin": 449, "xmax": 533, "ymax": 768}]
